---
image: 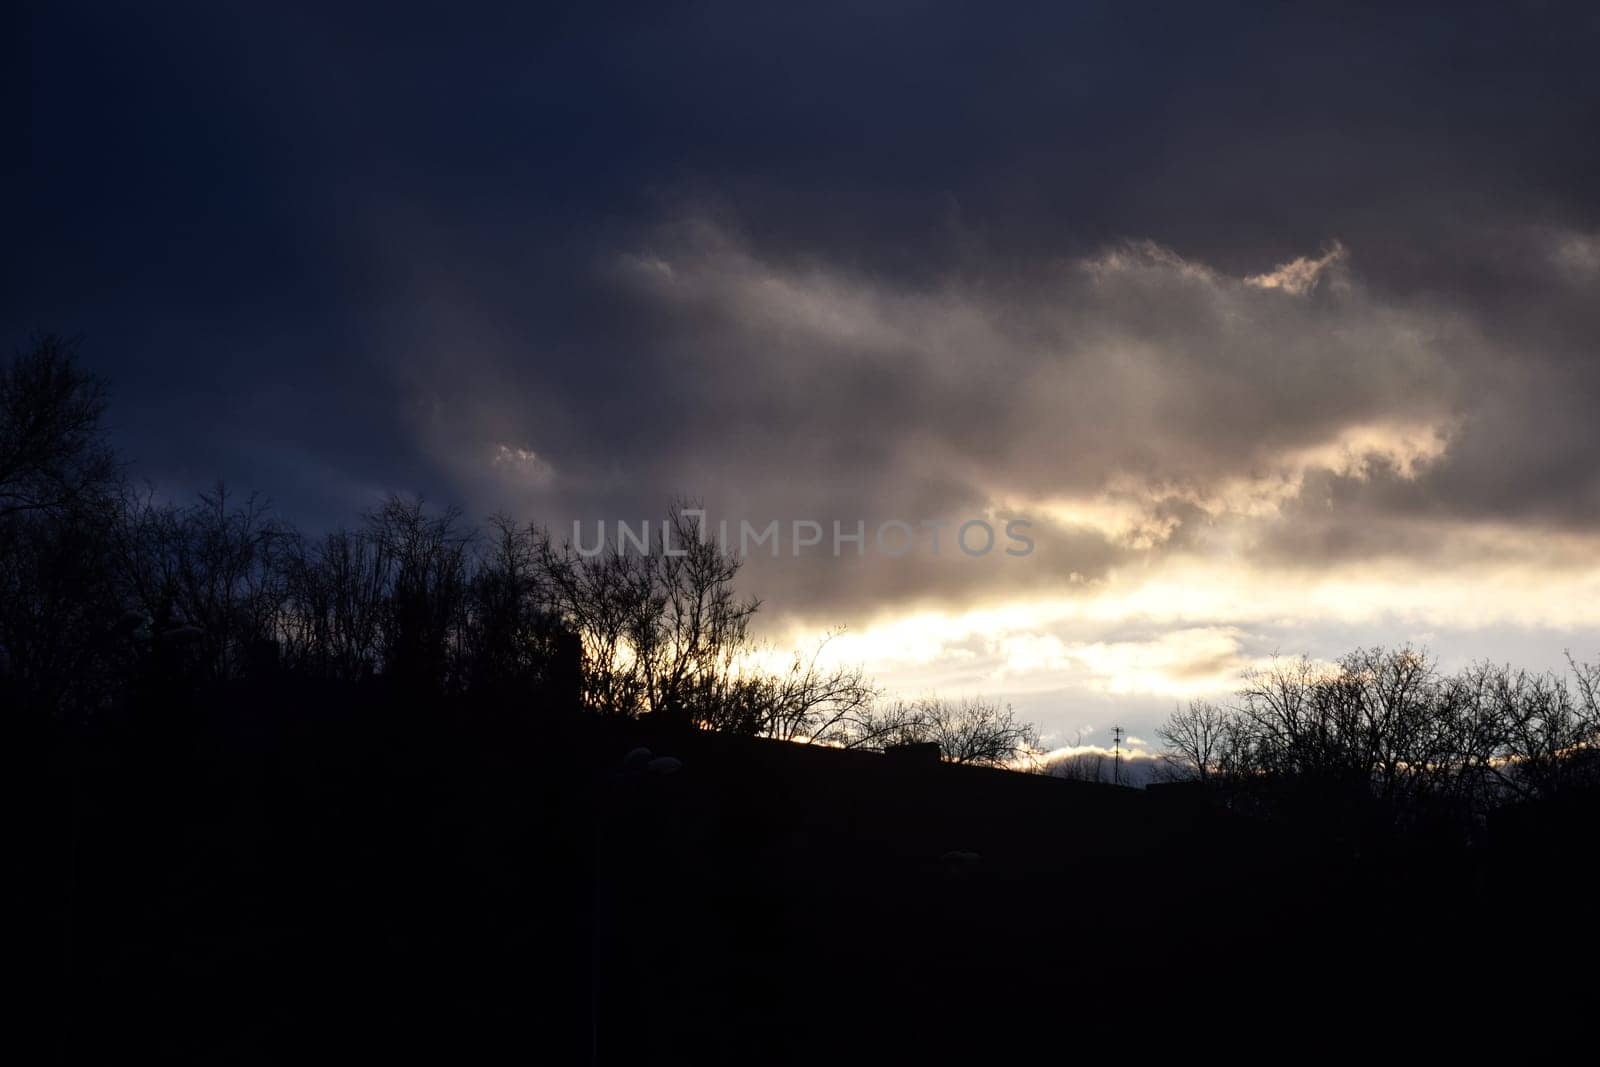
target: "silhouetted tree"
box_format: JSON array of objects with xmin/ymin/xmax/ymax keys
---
[
  {"xmin": 280, "ymin": 525, "xmax": 388, "ymax": 683},
  {"xmin": 534, "ymin": 523, "xmax": 656, "ymax": 715},
  {"xmin": 0, "ymin": 338, "xmax": 124, "ymax": 718},
  {"xmin": 533, "ymin": 502, "xmax": 762, "ymax": 721},
  {"xmin": 1156, "ymin": 646, "xmax": 1600, "ymax": 837},
  {"xmin": 0, "ymin": 501, "xmax": 124, "ymax": 717},
  {"xmin": 460, "ymin": 514, "xmax": 566, "ymax": 698},
  {"xmin": 701, "ymin": 632, "xmax": 879, "ymax": 744},
  {"xmin": 1489, "ymin": 657, "xmax": 1600, "ymax": 800},
  {"xmin": 861, "ymin": 696, "xmax": 1041, "ymax": 767},
  {"xmin": 1157, "ymin": 701, "xmax": 1231, "ymax": 783},
  {"xmin": 111, "ymin": 484, "xmax": 292, "ymax": 685},
  {"xmin": 1051, "ymin": 749, "xmax": 1110, "ymax": 783},
  {"xmin": 0, "ymin": 335, "xmax": 118, "ymax": 520},
  {"xmin": 367, "ymin": 496, "xmax": 473, "ymax": 691}
]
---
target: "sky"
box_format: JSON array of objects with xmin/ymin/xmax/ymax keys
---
[{"xmin": 14, "ymin": 0, "xmax": 1600, "ymax": 757}]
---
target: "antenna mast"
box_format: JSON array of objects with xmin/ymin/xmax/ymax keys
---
[{"xmin": 1112, "ymin": 725, "xmax": 1123, "ymax": 785}]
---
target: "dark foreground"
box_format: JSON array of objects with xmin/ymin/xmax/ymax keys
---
[{"xmin": 31, "ymin": 686, "xmax": 1599, "ymax": 1063}]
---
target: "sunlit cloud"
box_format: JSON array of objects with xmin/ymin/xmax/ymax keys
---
[
  {"xmin": 1032, "ymin": 416, "xmax": 1456, "ymax": 550},
  {"xmin": 1064, "ymin": 627, "xmax": 1254, "ymax": 696},
  {"xmin": 490, "ymin": 443, "xmax": 556, "ymax": 488},
  {"xmin": 1245, "ymin": 241, "xmax": 1348, "ymax": 295},
  {"xmin": 764, "ymin": 528, "xmax": 1600, "ymax": 716}
]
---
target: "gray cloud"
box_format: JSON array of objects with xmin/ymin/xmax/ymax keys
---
[
  {"xmin": 315, "ymin": 201, "xmax": 1594, "ymax": 639},
  {"xmin": 432, "ymin": 218, "xmax": 1523, "ymax": 617}
]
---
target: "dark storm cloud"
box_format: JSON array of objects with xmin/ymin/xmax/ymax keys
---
[{"xmin": 14, "ymin": 0, "xmax": 1600, "ymax": 623}]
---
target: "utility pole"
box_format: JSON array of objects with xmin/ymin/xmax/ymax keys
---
[{"xmin": 1112, "ymin": 725, "xmax": 1123, "ymax": 786}]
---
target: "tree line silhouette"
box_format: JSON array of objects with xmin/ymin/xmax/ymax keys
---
[
  {"xmin": 1156, "ymin": 647, "xmax": 1600, "ymax": 836},
  {"xmin": 4, "ymin": 336, "xmax": 1037, "ymax": 764}
]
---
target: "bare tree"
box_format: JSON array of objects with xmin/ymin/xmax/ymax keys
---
[
  {"xmin": 280, "ymin": 525, "xmax": 391, "ymax": 683},
  {"xmin": 1488, "ymin": 658, "xmax": 1600, "ymax": 801},
  {"xmin": 111, "ymin": 483, "xmax": 294, "ymax": 684},
  {"xmin": 865, "ymin": 696, "xmax": 1041, "ymax": 767},
  {"xmin": 534, "ymin": 523, "xmax": 653, "ymax": 715},
  {"xmin": 1050, "ymin": 749, "xmax": 1110, "ymax": 783},
  {"xmin": 0, "ymin": 338, "xmax": 124, "ymax": 717},
  {"xmin": 704, "ymin": 632, "xmax": 879, "ymax": 744},
  {"xmin": 639, "ymin": 504, "xmax": 761, "ymax": 722},
  {"xmin": 1157, "ymin": 701, "xmax": 1232, "ymax": 783},
  {"xmin": 459, "ymin": 514, "xmax": 564, "ymax": 696},
  {"xmin": 366, "ymin": 496, "xmax": 473, "ymax": 690},
  {"xmin": 0, "ymin": 336, "xmax": 118, "ymax": 520},
  {"xmin": 0, "ymin": 492, "xmax": 124, "ymax": 716},
  {"xmin": 1152, "ymin": 645, "xmax": 1600, "ymax": 833},
  {"xmin": 532, "ymin": 502, "xmax": 759, "ymax": 719}
]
